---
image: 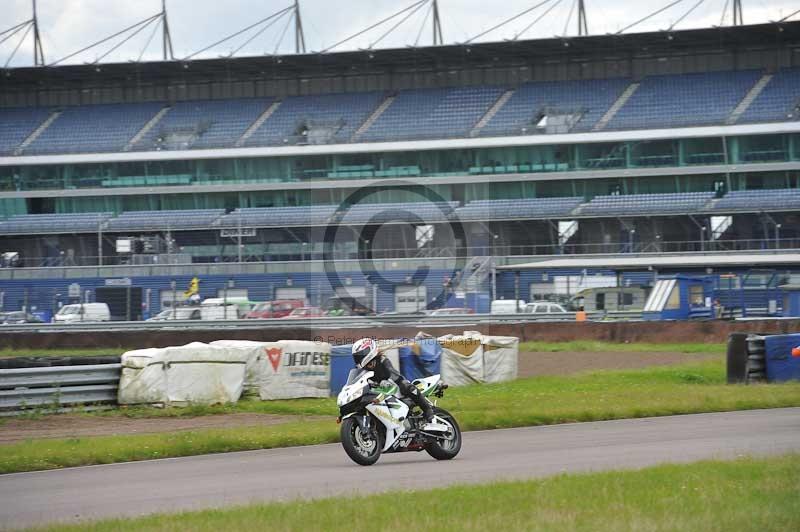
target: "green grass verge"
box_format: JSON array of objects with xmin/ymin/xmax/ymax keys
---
[
  {"xmin": 0, "ymin": 348, "xmax": 125, "ymax": 358},
  {"xmin": 33, "ymin": 454, "xmax": 800, "ymax": 532},
  {"xmin": 2, "ymin": 359, "xmax": 799, "ymax": 475},
  {"xmin": 519, "ymin": 340, "xmax": 725, "ymax": 353},
  {"xmin": 1, "ymin": 419, "xmax": 338, "ymax": 474}
]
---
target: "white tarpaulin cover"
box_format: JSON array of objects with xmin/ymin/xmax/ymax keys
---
[
  {"xmin": 437, "ymin": 331, "xmax": 518, "ymax": 385},
  {"xmin": 209, "ymin": 340, "xmax": 273, "ymax": 396},
  {"xmin": 482, "ymin": 335, "xmax": 519, "ymax": 383},
  {"xmin": 118, "ymin": 342, "xmax": 247, "ymax": 406},
  {"xmin": 213, "ymin": 339, "xmax": 331, "ymax": 400}
]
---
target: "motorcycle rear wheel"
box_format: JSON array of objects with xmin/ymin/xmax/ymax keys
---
[
  {"xmin": 425, "ymin": 407, "xmax": 462, "ymax": 460},
  {"xmin": 341, "ymin": 416, "xmax": 384, "ymax": 466}
]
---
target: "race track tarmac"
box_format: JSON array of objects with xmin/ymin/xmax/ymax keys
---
[{"xmin": 1, "ymin": 407, "xmax": 798, "ymax": 529}]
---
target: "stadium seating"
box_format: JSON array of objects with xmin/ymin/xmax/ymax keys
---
[
  {"xmin": 0, "ymin": 69, "xmax": 794, "ymax": 156},
  {"xmin": 134, "ymin": 99, "xmax": 273, "ymax": 151},
  {"xmin": 480, "ymin": 78, "xmax": 630, "ymax": 136},
  {"xmin": 738, "ymin": 68, "xmax": 800, "ymax": 124},
  {"xmin": 456, "ymin": 197, "xmax": 584, "ymax": 220},
  {"xmin": 710, "ymin": 188, "xmax": 800, "ymax": 211},
  {"xmin": 360, "ymin": 86, "xmax": 505, "ymax": 142},
  {"xmin": 335, "ymin": 201, "xmax": 460, "ymax": 224},
  {"xmin": 0, "ymin": 107, "xmax": 52, "ymax": 156},
  {"xmin": 105, "ymin": 209, "xmax": 226, "ymax": 231},
  {"xmin": 579, "ymin": 192, "xmax": 715, "ymax": 215},
  {"xmin": 0, "ymin": 212, "xmax": 112, "ymax": 234},
  {"xmin": 606, "ymin": 71, "xmax": 762, "ymax": 130},
  {"xmin": 218, "ymin": 205, "xmax": 338, "ymax": 227},
  {"xmin": 217, "ymin": 202, "xmax": 462, "ymax": 227},
  {"xmin": 245, "ymin": 92, "xmax": 385, "ymax": 147},
  {"xmin": 26, "ymin": 103, "xmax": 163, "ymax": 154}
]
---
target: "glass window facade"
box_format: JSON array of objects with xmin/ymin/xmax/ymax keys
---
[{"xmin": 0, "ymin": 133, "xmax": 798, "ymax": 215}]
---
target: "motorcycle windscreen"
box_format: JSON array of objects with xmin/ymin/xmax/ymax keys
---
[{"xmin": 346, "ymin": 368, "xmax": 368, "ymax": 385}]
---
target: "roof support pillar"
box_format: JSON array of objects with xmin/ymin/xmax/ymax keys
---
[{"xmin": 32, "ymin": 0, "xmax": 45, "ymax": 66}]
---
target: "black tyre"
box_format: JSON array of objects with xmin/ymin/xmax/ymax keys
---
[
  {"xmin": 341, "ymin": 416, "xmax": 383, "ymax": 466},
  {"xmin": 425, "ymin": 407, "xmax": 462, "ymax": 461}
]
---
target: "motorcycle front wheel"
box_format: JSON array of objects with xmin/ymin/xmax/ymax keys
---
[
  {"xmin": 425, "ymin": 407, "xmax": 462, "ymax": 460},
  {"xmin": 341, "ymin": 416, "xmax": 384, "ymax": 466}
]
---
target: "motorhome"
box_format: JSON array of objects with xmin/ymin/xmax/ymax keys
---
[{"xmin": 569, "ymin": 287, "xmax": 648, "ymax": 312}]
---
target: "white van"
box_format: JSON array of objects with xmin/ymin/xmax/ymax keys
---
[
  {"xmin": 199, "ymin": 297, "xmax": 253, "ymax": 320},
  {"xmin": 54, "ymin": 303, "xmax": 111, "ymax": 323},
  {"xmin": 490, "ymin": 299, "xmax": 526, "ymax": 314}
]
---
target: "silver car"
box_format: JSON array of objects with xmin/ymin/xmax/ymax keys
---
[{"xmin": 524, "ymin": 302, "xmax": 568, "ymax": 315}]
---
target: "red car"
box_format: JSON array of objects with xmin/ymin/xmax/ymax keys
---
[
  {"xmin": 245, "ymin": 300, "xmax": 304, "ymax": 319},
  {"xmin": 284, "ymin": 306, "xmax": 325, "ymax": 318}
]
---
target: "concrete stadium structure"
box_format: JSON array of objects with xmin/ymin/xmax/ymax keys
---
[{"xmin": 1, "ymin": 20, "xmax": 800, "ymax": 318}]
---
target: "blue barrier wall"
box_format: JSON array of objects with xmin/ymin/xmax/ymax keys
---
[
  {"xmin": 764, "ymin": 333, "xmax": 800, "ymax": 383},
  {"xmin": 330, "ymin": 345, "xmax": 354, "ymax": 395}
]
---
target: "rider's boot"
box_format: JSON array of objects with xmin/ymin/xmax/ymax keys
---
[
  {"xmin": 420, "ymin": 398, "xmax": 448, "ymax": 432},
  {"xmin": 406, "ymin": 382, "xmax": 447, "ymax": 432}
]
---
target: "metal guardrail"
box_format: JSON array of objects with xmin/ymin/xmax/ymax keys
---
[
  {"xmin": 0, "ymin": 363, "xmax": 121, "ymax": 412},
  {"xmin": 0, "ymin": 311, "xmax": 645, "ymax": 333}
]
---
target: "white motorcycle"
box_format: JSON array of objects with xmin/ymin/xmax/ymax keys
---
[{"xmin": 336, "ymin": 368, "xmax": 462, "ymax": 466}]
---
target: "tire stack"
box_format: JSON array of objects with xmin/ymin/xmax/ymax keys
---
[
  {"xmin": 726, "ymin": 333, "xmax": 766, "ymax": 384},
  {"xmin": 745, "ymin": 335, "xmax": 767, "ymax": 383}
]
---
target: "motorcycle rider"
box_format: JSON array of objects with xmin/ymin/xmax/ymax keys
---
[{"xmin": 351, "ymin": 337, "xmax": 446, "ymax": 431}]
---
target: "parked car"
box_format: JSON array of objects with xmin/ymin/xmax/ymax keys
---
[
  {"xmin": 199, "ymin": 297, "xmax": 254, "ymax": 320},
  {"xmin": 54, "ymin": 303, "xmax": 111, "ymax": 323},
  {"xmin": 245, "ymin": 300, "xmax": 304, "ymax": 319},
  {"xmin": 0, "ymin": 311, "xmax": 44, "ymax": 324},
  {"xmin": 323, "ymin": 295, "xmax": 372, "ymax": 316},
  {"xmin": 285, "ymin": 306, "xmax": 324, "ymax": 318},
  {"xmin": 524, "ymin": 302, "xmax": 568, "ymax": 315},
  {"xmin": 428, "ymin": 307, "xmax": 475, "ymax": 316},
  {"xmin": 490, "ymin": 299, "xmax": 527, "ymax": 314},
  {"xmin": 147, "ymin": 307, "xmax": 202, "ymax": 321}
]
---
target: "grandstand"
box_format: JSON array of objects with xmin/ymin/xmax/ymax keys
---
[
  {"xmin": 1, "ymin": 18, "xmax": 800, "ymax": 317},
  {"xmin": 0, "ymin": 68, "xmax": 797, "ymax": 154}
]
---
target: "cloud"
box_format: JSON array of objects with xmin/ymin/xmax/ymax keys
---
[{"xmin": 1, "ymin": 0, "xmax": 797, "ymax": 66}]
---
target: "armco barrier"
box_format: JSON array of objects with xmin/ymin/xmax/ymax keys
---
[
  {"xmin": 2, "ymin": 319, "xmax": 800, "ymax": 351},
  {"xmin": 0, "ymin": 364, "xmax": 121, "ymax": 412}
]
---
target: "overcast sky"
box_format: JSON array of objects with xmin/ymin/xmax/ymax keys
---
[{"xmin": 1, "ymin": 0, "xmax": 797, "ymax": 66}]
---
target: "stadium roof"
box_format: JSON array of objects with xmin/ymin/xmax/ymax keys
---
[
  {"xmin": 500, "ymin": 253, "xmax": 800, "ymax": 271},
  {"xmin": 2, "ymin": 21, "xmax": 799, "ymax": 90}
]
